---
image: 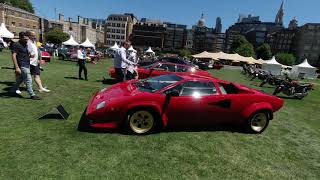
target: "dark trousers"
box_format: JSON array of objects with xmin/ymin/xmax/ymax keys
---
[
  {"xmin": 115, "ymin": 68, "xmax": 126, "ymax": 82},
  {"xmin": 126, "ymin": 71, "xmax": 136, "ymax": 80},
  {"xmin": 78, "ymin": 59, "xmax": 87, "ymax": 80}
]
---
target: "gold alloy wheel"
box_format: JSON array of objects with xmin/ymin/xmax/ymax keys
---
[
  {"xmin": 250, "ymin": 113, "xmax": 268, "ymax": 132},
  {"xmin": 129, "ymin": 111, "xmax": 154, "ymax": 134}
]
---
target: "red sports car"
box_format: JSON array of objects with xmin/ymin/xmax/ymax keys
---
[
  {"xmin": 78, "ymin": 74, "xmax": 284, "ymax": 134},
  {"xmin": 109, "ymin": 62, "xmax": 213, "ymax": 79}
]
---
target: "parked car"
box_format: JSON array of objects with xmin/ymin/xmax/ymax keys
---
[
  {"xmin": 193, "ymin": 59, "xmax": 223, "ymax": 70},
  {"xmin": 109, "ymin": 62, "xmax": 213, "ymax": 80},
  {"xmin": 78, "ymin": 74, "xmax": 284, "ymax": 134}
]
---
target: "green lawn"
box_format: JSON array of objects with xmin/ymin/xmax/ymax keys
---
[{"xmin": 0, "ymin": 50, "xmax": 319, "ymax": 179}]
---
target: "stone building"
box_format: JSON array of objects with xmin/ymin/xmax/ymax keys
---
[
  {"xmin": 192, "ymin": 14, "xmax": 226, "ymax": 53},
  {"xmin": 225, "ymin": 2, "xmax": 285, "ymax": 53},
  {"xmin": 105, "ymin": 14, "xmax": 137, "ymax": 47},
  {"xmin": 185, "ymin": 29, "xmax": 193, "ymax": 49},
  {"xmin": 0, "ymin": 3, "xmax": 39, "ymax": 38},
  {"xmin": 130, "ymin": 19, "xmax": 167, "ymax": 49},
  {"xmin": 58, "ymin": 15, "xmax": 97, "ymax": 44},
  {"xmin": 294, "ymin": 23, "xmax": 320, "ymax": 66},
  {"xmin": 163, "ymin": 22, "xmax": 187, "ymax": 51}
]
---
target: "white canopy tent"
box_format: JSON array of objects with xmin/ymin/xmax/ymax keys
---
[
  {"xmin": 145, "ymin": 47, "xmax": 155, "ymax": 54},
  {"xmin": 62, "ymin": 35, "xmax": 79, "ymax": 46},
  {"xmin": 128, "ymin": 45, "xmax": 136, "ymax": 52},
  {"xmin": 0, "ymin": 23, "xmax": 14, "ymax": 38},
  {"xmin": 109, "ymin": 42, "xmax": 120, "ymax": 50},
  {"xmin": 80, "ymin": 38, "xmax": 95, "ymax": 48},
  {"xmin": 262, "ymin": 56, "xmax": 283, "ymax": 75},
  {"xmin": 292, "ymin": 59, "xmax": 317, "ymax": 79}
]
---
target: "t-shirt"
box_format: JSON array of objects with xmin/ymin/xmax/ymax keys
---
[
  {"xmin": 11, "ymin": 41, "xmax": 30, "ymax": 68},
  {"xmin": 27, "ymin": 40, "xmax": 39, "ymax": 66}
]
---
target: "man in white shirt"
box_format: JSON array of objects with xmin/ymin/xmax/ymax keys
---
[
  {"xmin": 113, "ymin": 41, "xmax": 135, "ymax": 82},
  {"xmin": 27, "ymin": 31, "xmax": 50, "ymax": 93}
]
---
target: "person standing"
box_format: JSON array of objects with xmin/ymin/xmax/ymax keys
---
[
  {"xmin": 27, "ymin": 31, "xmax": 50, "ymax": 93},
  {"xmin": 113, "ymin": 41, "xmax": 135, "ymax": 82},
  {"xmin": 77, "ymin": 46, "xmax": 88, "ymax": 80},
  {"xmin": 11, "ymin": 32, "xmax": 40, "ymax": 100},
  {"xmin": 126, "ymin": 49, "xmax": 139, "ymax": 80}
]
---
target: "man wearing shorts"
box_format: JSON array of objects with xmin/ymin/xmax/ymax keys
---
[{"xmin": 27, "ymin": 31, "xmax": 50, "ymax": 93}]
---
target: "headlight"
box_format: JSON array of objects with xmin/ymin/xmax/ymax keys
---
[
  {"xmin": 96, "ymin": 101, "xmax": 106, "ymax": 110},
  {"xmin": 100, "ymin": 88, "xmax": 107, "ymax": 92}
]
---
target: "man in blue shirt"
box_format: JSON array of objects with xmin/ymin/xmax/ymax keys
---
[
  {"xmin": 113, "ymin": 41, "xmax": 135, "ymax": 82},
  {"xmin": 11, "ymin": 32, "xmax": 41, "ymax": 100}
]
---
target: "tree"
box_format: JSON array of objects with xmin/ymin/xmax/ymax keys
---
[
  {"xmin": 1, "ymin": 0, "xmax": 34, "ymax": 13},
  {"xmin": 256, "ymin": 43, "xmax": 272, "ymax": 60},
  {"xmin": 45, "ymin": 28, "xmax": 69, "ymax": 45},
  {"xmin": 179, "ymin": 48, "xmax": 192, "ymax": 58},
  {"xmin": 231, "ymin": 36, "xmax": 255, "ymax": 57},
  {"xmin": 275, "ymin": 53, "xmax": 296, "ymax": 66}
]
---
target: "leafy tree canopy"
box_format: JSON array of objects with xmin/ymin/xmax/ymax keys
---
[
  {"xmin": 275, "ymin": 53, "xmax": 296, "ymax": 66},
  {"xmin": 45, "ymin": 28, "xmax": 70, "ymax": 45},
  {"xmin": 231, "ymin": 35, "xmax": 256, "ymax": 58},
  {"xmin": 0, "ymin": 0, "xmax": 34, "ymax": 13},
  {"xmin": 256, "ymin": 43, "xmax": 272, "ymax": 60}
]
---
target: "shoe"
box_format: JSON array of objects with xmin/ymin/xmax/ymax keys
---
[
  {"xmin": 31, "ymin": 95, "xmax": 41, "ymax": 100},
  {"xmin": 79, "ymin": 77, "xmax": 84, "ymax": 80},
  {"xmin": 39, "ymin": 88, "xmax": 50, "ymax": 93},
  {"xmin": 16, "ymin": 89, "xmax": 22, "ymax": 94}
]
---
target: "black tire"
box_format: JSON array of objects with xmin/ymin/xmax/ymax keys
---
[
  {"xmin": 77, "ymin": 109, "xmax": 91, "ymax": 132},
  {"xmin": 126, "ymin": 108, "xmax": 160, "ymax": 135},
  {"xmin": 246, "ymin": 111, "xmax": 270, "ymax": 134}
]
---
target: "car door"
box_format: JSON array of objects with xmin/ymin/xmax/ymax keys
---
[
  {"xmin": 163, "ymin": 82, "xmax": 203, "ymax": 128},
  {"xmin": 164, "ymin": 80, "xmax": 225, "ymax": 128}
]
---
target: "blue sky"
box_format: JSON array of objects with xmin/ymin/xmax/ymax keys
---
[{"xmin": 30, "ymin": 0, "xmax": 320, "ymax": 31}]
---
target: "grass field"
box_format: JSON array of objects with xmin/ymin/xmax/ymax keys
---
[{"xmin": 0, "ymin": 50, "xmax": 319, "ymax": 179}]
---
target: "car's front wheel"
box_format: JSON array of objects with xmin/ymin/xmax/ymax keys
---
[
  {"xmin": 127, "ymin": 109, "xmax": 158, "ymax": 135},
  {"xmin": 247, "ymin": 112, "xmax": 269, "ymax": 134}
]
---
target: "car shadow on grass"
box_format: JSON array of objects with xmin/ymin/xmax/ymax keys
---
[
  {"xmin": 64, "ymin": 76, "xmax": 80, "ymax": 80},
  {"xmin": 97, "ymin": 78, "xmax": 118, "ymax": 85},
  {"xmin": 81, "ymin": 125, "xmax": 246, "ymax": 135}
]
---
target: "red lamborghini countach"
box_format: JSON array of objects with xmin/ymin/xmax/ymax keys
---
[
  {"xmin": 109, "ymin": 62, "xmax": 213, "ymax": 79},
  {"xmin": 78, "ymin": 74, "xmax": 283, "ymax": 134}
]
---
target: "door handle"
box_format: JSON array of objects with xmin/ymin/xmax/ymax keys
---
[{"xmin": 208, "ymin": 99, "xmax": 231, "ymax": 109}]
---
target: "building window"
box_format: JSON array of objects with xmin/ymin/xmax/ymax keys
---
[
  {"xmin": 112, "ymin": 29, "xmax": 115, "ymax": 33},
  {"xmin": 33, "ymin": 26, "xmax": 36, "ymax": 29},
  {"xmin": 19, "ymin": 23, "xmax": 22, "ymax": 27},
  {"xmin": 121, "ymin": 36, "xmax": 124, "ymax": 39},
  {"xmin": 11, "ymin": 22, "xmax": 16, "ymax": 27},
  {"xmin": 122, "ymin": 24, "xmax": 125, "ymax": 28},
  {"xmin": 116, "ymin": 29, "xmax": 120, "ymax": 33},
  {"xmin": 111, "ymin": 35, "xmax": 115, "ymax": 38},
  {"xmin": 112, "ymin": 23, "xmax": 115, "ymax": 27},
  {"xmin": 117, "ymin": 23, "xmax": 120, "ymax": 27},
  {"xmin": 26, "ymin": 25, "xmax": 30, "ymax": 28},
  {"xmin": 121, "ymin": 30, "xmax": 125, "ymax": 34}
]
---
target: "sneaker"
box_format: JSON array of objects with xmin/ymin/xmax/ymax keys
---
[
  {"xmin": 31, "ymin": 95, "xmax": 41, "ymax": 100},
  {"xmin": 16, "ymin": 89, "xmax": 22, "ymax": 94},
  {"xmin": 39, "ymin": 88, "xmax": 50, "ymax": 93}
]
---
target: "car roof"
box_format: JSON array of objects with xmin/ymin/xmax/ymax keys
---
[
  {"xmin": 177, "ymin": 74, "xmax": 228, "ymax": 83},
  {"xmin": 155, "ymin": 61, "xmax": 192, "ymax": 68}
]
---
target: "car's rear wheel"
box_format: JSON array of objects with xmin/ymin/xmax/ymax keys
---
[
  {"xmin": 127, "ymin": 109, "xmax": 157, "ymax": 135},
  {"xmin": 247, "ymin": 112, "xmax": 269, "ymax": 133}
]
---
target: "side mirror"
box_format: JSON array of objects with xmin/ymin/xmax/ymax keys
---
[{"xmin": 166, "ymin": 90, "xmax": 180, "ymax": 97}]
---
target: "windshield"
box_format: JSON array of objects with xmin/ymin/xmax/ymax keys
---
[
  {"xmin": 142, "ymin": 62, "xmax": 158, "ymax": 70},
  {"xmin": 133, "ymin": 74, "xmax": 183, "ymax": 93}
]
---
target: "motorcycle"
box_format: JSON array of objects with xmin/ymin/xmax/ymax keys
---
[
  {"xmin": 259, "ymin": 74, "xmax": 284, "ymax": 87},
  {"xmin": 273, "ymin": 79, "xmax": 312, "ymax": 100}
]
